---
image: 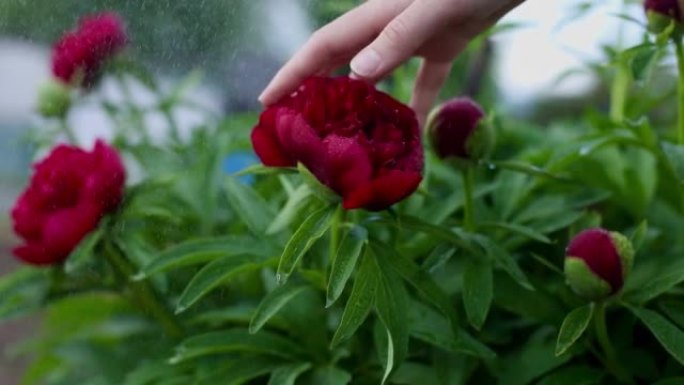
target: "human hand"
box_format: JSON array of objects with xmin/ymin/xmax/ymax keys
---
[{"xmin": 258, "ymin": 0, "xmax": 524, "ymax": 125}]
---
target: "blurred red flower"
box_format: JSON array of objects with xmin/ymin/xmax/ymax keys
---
[
  {"xmin": 11, "ymin": 140, "xmax": 126, "ymax": 265},
  {"xmin": 52, "ymin": 12, "xmax": 127, "ymax": 87},
  {"xmin": 251, "ymin": 77, "xmax": 423, "ymax": 211}
]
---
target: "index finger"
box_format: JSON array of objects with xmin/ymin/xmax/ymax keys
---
[{"xmin": 258, "ymin": 0, "xmax": 404, "ymax": 106}]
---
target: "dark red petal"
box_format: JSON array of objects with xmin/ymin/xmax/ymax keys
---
[
  {"xmin": 566, "ymin": 228, "xmax": 623, "ymax": 292},
  {"xmin": 251, "ymin": 109, "xmax": 295, "ymax": 167},
  {"xmin": 322, "ymin": 134, "xmax": 373, "ymax": 196},
  {"xmin": 274, "ymin": 109, "xmax": 327, "ymax": 180},
  {"xmin": 11, "ymin": 192, "xmax": 45, "ymax": 241},
  {"xmin": 41, "ymin": 203, "xmax": 102, "ymax": 261},
  {"xmin": 343, "ymin": 170, "xmax": 422, "ymax": 211},
  {"xmin": 82, "ymin": 140, "xmax": 126, "ymax": 210},
  {"xmin": 13, "ymin": 244, "xmax": 55, "ymax": 266}
]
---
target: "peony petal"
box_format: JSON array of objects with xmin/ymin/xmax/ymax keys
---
[
  {"xmin": 343, "ymin": 170, "xmax": 422, "ymax": 211},
  {"xmin": 566, "ymin": 228, "xmax": 623, "ymax": 293},
  {"xmin": 322, "ymin": 134, "xmax": 372, "ymax": 196},
  {"xmin": 13, "ymin": 244, "xmax": 55, "ymax": 266},
  {"xmin": 274, "ymin": 109, "xmax": 327, "ymax": 180},
  {"xmin": 41, "ymin": 203, "xmax": 103, "ymax": 262},
  {"xmin": 251, "ymin": 108, "xmax": 295, "ymax": 167},
  {"xmin": 82, "ymin": 140, "xmax": 126, "ymax": 210}
]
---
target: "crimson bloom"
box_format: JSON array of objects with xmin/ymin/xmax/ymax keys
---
[
  {"xmin": 52, "ymin": 12, "xmax": 127, "ymax": 87},
  {"xmin": 251, "ymin": 77, "xmax": 423, "ymax": 211},
  {"xmin": 645, "ymin": 0, "xmax": 683, "ymax": 21},
  {"xmin": 564, "ymin": 228, "xmax": 634, "ymax": 300},
  {"xmin": 11, "ymin": 140, "xmax": 126, "ymax": 265},
  {"xmin": 427, "ymin": 97, "xmax": 492, "ymax": 161}
]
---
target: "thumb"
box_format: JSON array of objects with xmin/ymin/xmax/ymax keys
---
[{"xmin": 350, "ymin": 1, "xmax": 443, "ymax": 82}]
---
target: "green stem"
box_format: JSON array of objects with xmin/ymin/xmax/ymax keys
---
[
  {"xmin": 162, "ymin": 108, "xmax": 183, "ymax": 144},
  {"xmin": 461, "ymin": 166, "xmax": 476, "ymax": 231},
  {"xmin": 610, "ymin": 61, "xmax": 630, "ymax": 124},
  {"xmin": 103, "ymin": 241, "xmax": 184, "ymax": 339},
  {"xmin": 593, "ymin": 301, "xmax": 632, "ymax": 383},
  {"xmin": 673, "ymin": 37, "xmax": 684, "ymax": 144},
  {"xmin": 59, "ymin": 116, "xmax": 78, "ymax": 145}
]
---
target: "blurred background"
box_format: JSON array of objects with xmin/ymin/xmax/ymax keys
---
[{"xmin": 0, "ymin": 0, "xmax": 658, "ymax": 383}]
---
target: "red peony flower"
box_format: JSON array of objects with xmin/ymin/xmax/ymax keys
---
[
  {"xmin": 427, "ymin": 97, "xmax": 493, "ymax": 161},
  {"xmin": 564, "ymin": 228, "xmax": 634, "ymax": 300},
  {"xmin": 645, "ymin": 0, "xmax": 683, "ymax": 21},
  {"xmin": 52, "ymin": 12, "xmax": 127, "ymax": 87},
  {"xmin": 251, "ymin": 77, "xmax": 423, "ymax": 211},
  {"xmin": 11, "ymin": 140, "xmax": 126, "ymax": 265}
]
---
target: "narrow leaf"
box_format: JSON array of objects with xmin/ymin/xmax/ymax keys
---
[
  {"xmin": 625, "ymin": 267, "xmax": 684, "ymax": 305},
  {"xmin": 331, "ymin": 252, "xmax": 378, "ymax": 347},
  {"xmin": 475, "ymin": 235, "xmax": 534, "ymax": 290},
  {"xmin": 198, "ymin": 355, "xmax": 283, "ymax": 385},
  {"xmin": 309, "ymin": 366, "xmax": 351, "ymax": 385},
  {"xmin": 630, "ymin": 220, "xmax": 648, "ymax": 252},
  {"xmin": 630, "ymin": 306, "xmax": 684, "ymax": 365},
  {"xmin": 478, "ymin": 221, "xmax": 552, "ymax": 243},
  {"xmin": 277, "ymin": 205, "xmax": 335, "ymax": 284},
  {"xmin": 555, "ymin": 303, "xmax": 593, "ymax": 356},
  {"xmin": 326, "ymin": 226, "xmax": 368, "ymax": 307},
  {"xmin": 267, "ymin": 362, "xmax": 312, "ymax": 385},
  {"xmin": 136, "ymin": 235, "xmax": 275, "ymax": 279},
  {"xmin": 463, "ymin": 258, "xmax": 493, "ymax": 330},
  {"xmin": 267, "ymin": 184, "xmax": 313, "ymax": 234},
  {"xmin": 64, "ymin": 228, "xmax": 103, "ymax": 273},
  {"xmin": 170, "ymin": 328, "xmax": 305, "ymax": 363},
  {"xmin": 250, "ymin": 283, "xmax": 308, "ymax": 334},
  {"xmin": 374, "ymin": 250, "xmax": 410, "ymax": 384},
  {"xmin": 176, "ymin": 254, "xmax": 262, "ymax": 313},
  {"xmin": 224, "ymin": 176, "xmax": 275, "ymax": 234}
]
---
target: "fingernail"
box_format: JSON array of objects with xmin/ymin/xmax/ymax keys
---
[{"xmin": 351, "ymin": 48, "xmax": 381, "ymax": 78}]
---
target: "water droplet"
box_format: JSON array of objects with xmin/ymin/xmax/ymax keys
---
[
  {"xmin": 275, "ymin": 273, "xmax": 283, "ymax": 284},
  {"xmin": 579, "ymin": 146, "xmax": 591, "ymax": 156},
  {"xmin": 487, "ymin": 163, "xmax": 497, "ymax": 170}
]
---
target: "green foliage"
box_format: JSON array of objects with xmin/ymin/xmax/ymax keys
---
[{"xmin": 8, "ymin": 3, "xmax": 684, "ymax": 385}]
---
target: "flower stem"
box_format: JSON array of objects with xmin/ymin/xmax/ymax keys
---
[
  {"xmin": 593, "ymin": 301, "xmax": 631, "ymax": 383},
  {"xmin": 673, "ymin": 36, "xmax": 684, "ymax": 144},
  {"xmin": 59, "ymin": 116, "xmax": 78, "ymax": 145},
  {"xmin": 610, "ymin": 61, "xmax": 630, "ymax": 124},
  {"xmin": 103, "ymin": 241, "xmax": 184, "ymax": 338},
  {"xmin": 461, "ymin": 166, "xmax": 476, "ymax": 231}
]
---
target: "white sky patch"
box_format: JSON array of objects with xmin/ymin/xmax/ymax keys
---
[{"xmin": 495, "ymin": 0, "xmax": 647, "ymax": 110}]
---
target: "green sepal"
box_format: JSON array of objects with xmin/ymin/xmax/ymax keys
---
[
  {"xmin": 38, "ymin": 80, "xmax": 72, "ymax": 118},
  {"xmin": 609, "ymin": 231, "xmax": 635, "ymax": 284},
  {"xmin": 297, "ymin": 163, "xmax": 340, "ymax": 205},
  {"xmin": 564, "ymin": 257, "xmax": 612, "ymax": 301}
]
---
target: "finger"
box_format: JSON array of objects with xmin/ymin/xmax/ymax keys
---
[
  {"xmin": 350, "ymin": 0, "xmax": 448, "ymax": 82},
  {"xmin": 409, "ymin": 59, "xmax": 453, "ymax": 128},
  {"xmin": 258, "ymin": 1, "xmax": 403, "ymax": 106}
]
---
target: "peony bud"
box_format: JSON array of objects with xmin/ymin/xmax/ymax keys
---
[
  {"xmin": 564, "ymin": 228, "xmax": 634, "ymax": 301},
  {"xmin": 427, "ymin": 97, "xmax": 494, "ymax": 163},
  {"xmin": 645, "ymin": 0, "xmax": 684, "ymax": 33},
  {"xmin": 37, "ymin": 80, "xmax": 72, "ymax": 118}
]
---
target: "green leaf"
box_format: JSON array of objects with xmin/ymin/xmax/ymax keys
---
[
  {"xmin": 630, "ymin": 220, "xmax": 648, "ymax": 252},
  {"xmin": 555, "ymin": 303, "xmax": 593, "ymax": 356},
  {"xmin": 487, "ymin": 160, "xmax": 572, "ymax": 182},
  {"xmin": 331, "ymin": 252, "xmax": 378, "ymax": 347},
  {"xmin": 276, "ymin": 205, "xmax": 335, "ymax": 284},
  {"xmin": 624, "ymin": 266, "xmax": 684, "ymax": 305},
  {"xmin": 176, "ymin": 254, "xmax": 262, "ymax": 313},
  {"xmin": 391, "ymin": 215, "xmax": 478, "ymax": 254},
  {"xmin": 474, "ymin": 236, "xmax": 534, "ymax": 290},
  {"xmin": 308, "ymin": 366, "xmax": 351, "ymax": 385},
  {"xmin": 661, "ymin": 142, "xmax": 684, "ymax": 183},
  {"xmin": 653, "ymin": 378, "xmax": 684, "ymax": 385},
  {"xmin": 267, "ymin": 184, "xmax": 313, "ymax": 234},
  {"xmin": 224, "ymin": 176, "xmax": 276, "ymax": 234},
  {"xmin": 198, "ymin": 355, "xmax": 284, "ymax": 385},
  {"xmin": 462, "ymin": 258, "xmax": 493, "ymax": 330},
  {"xmin": 630, "ymin": 306, "xmax": 684, "ymax": 365},
  {"xmin": 372, "ymin": 244, "xmax": 459, "ymax": 330},
  {"xmin": 233, "ymin": 164, "xmax": 297, "ymax": 178},
  {"xmin": 0, "ymin": 267, "xmax": 48, "ymax": 321},
  {"xmin": 297, "ymin": 163, "xmax": 341, "ymax": 204},
  {"xmin": 249, "ymin": 283, "xmax": 308, "ymax": 334},
  {"xmin": 64, "ymin": 228, "xmax": 103, "ymax": 273},
  {"xmin": 374, "ymin": 250, "xmax": 410, "ymax": 384},
  {"xmin": 326, "ymin": 226, "xmax": 368, "ymax": 307},
  {"xmin": 478, "ymin": 221, "xmax": 552, "ymax": 243},
  {"xmin": 170, "ymin": 328, "xmax": 305, "ymax": 363},
  {"xmin": 537, "ymin": 365, "xmax": 603, "ymax": 385},
  {"xmin": 136, "ymin": 235, "xmax": 275, "ymax": 279},
  {"xmin": 267, "ymin": 362, "xmax": 312, "ymax": 385}
]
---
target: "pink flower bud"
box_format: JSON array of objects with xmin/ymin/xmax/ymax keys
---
[
  {"xmin": 564, "ymin": 228, "xmax": 634, "ymax": 300},
  {"xmin": 427, "ymin": 97, "xmax": 494, "ymax": 162}
]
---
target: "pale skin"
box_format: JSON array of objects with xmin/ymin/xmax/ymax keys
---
[{"xmin": 258, "ymin": 0, "xmax": 525, "ymax": 126}]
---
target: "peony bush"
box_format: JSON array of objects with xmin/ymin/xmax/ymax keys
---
[{"xmin": 4, "ymin": 4, "xmax": 684, "ymax": 385}]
